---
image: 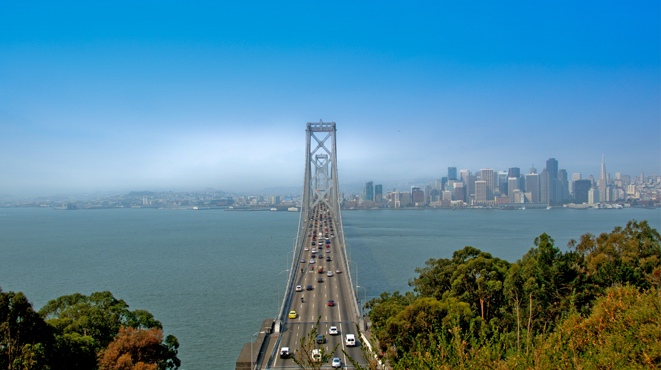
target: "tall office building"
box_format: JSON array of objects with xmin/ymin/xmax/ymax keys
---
[
  {"xmin": 558, "ymin": 169, "xmax": 570, "ymax": 201},
  {"xmin": 411, "ymin": 186, "xmax": 424, "ymax": 205},
  {"xmin": 540, "ymin": 169, "xmax": 550, "ymax": 204},
  {"xmin": 546, "ymin": 158, "xmax": 558, "ymax": 179},
  {"xmin": 480, "ymin": 169, "xmax": 494, "ymax": 201},
  {"xmin": 467, "ymin": 175, "xmax": 477, "ymax": 201},
  {"xmin": 529, "ymin": 165, "xmax": 537, "ymax": 174},
  {"xmin": 508, "ymin": 177, "xmax": 519, "ymax": 202},
  {"xmin": 475, "ymin": 181, "xmax": 487, "ymax": 204},
  {"xmin": 526, "ymin": 173, "xmax": 540, "ymax": 203},
  {"xmin": 508, "ymin": 167, "xmax": 521, "ymax": 193},
  {"xmin": 573, "ymin": 180, "xmax": 592, "ymax": 203},
  {"xmin": 375, "ymin": 184, "xmax": 383, "ymax": 203},
  {"xmin": 498, "ymin": 171, "xmax": 508, "ymax": 195},
  {"xmin": 448, "ymin": 167, "xmax": 457, "ymax": 181},
  {"xmin": 571, "ymin": 173, "xmax": 581, "ymax": 195},
  {"xmin": 597, "ymin": 155, "xmax": 607, "ymax": 202},
  {"xmin": 453, "ymin": 182, "xmax": 465, "ymax": 202},
  {"xmin": 364, "ymin": 181, "xmax": 374, "ymax": 201},
  {"xmin": 459, "ymin": 169, "xmax": 470, "ymax": 184}
]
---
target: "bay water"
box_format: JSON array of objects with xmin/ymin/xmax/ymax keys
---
[{"xmin": 0, "ymin": 207, "xmax": 659, "ymax": 369}]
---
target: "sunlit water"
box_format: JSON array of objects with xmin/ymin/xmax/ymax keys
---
[{"xmin": 0, "ymin": 207, "xmax": 658, "ymax": 369}]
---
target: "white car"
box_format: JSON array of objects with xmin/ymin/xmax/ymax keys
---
[
  {"xmin": 329, "ymin": 326, "xmax": 338, "ymax": 335},
  {"xmin": 327, "ymin": 271, "xmax": 333, "ymax": 277},
  {"xmin": 312, "ymin": 248, "xmax": 317, "ymax": 253},
  {"xmin": 309, "ymin": 259, "xmax": 315, "ymax": 264},
  {"xmin": 331, "ymin": 357, "xmax": 341, "ymax": 368},
  {"xmin": 295, "ymin": 285, "xmax": 303, "ymax": 292},
  {"xmin": 304, "ymin": 247, "xmax": 309, "ymax": 251}
]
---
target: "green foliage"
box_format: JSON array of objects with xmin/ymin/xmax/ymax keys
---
[
  {"xmin": 0, "ymin": 289, "xmax": 178, "ymax": 370},
  {"xmin": 368, "ymin": 219, "xmax": 661, "ymax": 369},
  {"xmin": 0, "ymin": 288, "xmax": 53, "ymax": 370}
]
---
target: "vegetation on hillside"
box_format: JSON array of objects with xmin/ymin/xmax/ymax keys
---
[
  {"xmin": 366, "ymin": 219, "xmax": 661, "ymax": 369},
  {"xmin": 0, "ymin": 290, "xmax": 179, "ymax": 370}
]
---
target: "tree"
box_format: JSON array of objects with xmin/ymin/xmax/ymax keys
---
[
  {"xmin": 98, "ymin": 327, "xmax": 180, "ymax": 370},
  {"xmin": 292, "ymin": 317, "xmax": 339, "ymax": 370},
  {"xmin": 0, "ymin": 288, "xmax": 53, "ymax": 370}
]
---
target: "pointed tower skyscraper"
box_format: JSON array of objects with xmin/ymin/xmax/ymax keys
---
[{"xmin": 600, "ymin": 154, "xmax": 606, "ymax": 181}]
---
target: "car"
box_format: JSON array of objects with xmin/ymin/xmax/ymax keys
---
[
  {"xmin": 327, "ymin": 271, "xmax": 333, "ymax": 277},
  {"xmin": 300, "ymin": 259, "xmax": 305, "ymax": 263},
  {"xmin": 318, "ymin": 254, "xmax": 324, "ymax": 259},
  {"xmin": 316, "ymin": 334, "xmax": 324, "ymax": 344},
  {"xmin": 288, "ymin": 311, "xmax": 297, "ymax": 319},
  {"xmin": 326, "ymin": 240, "xmax": 331, "ymax": 244},
  {"xmin": 317, "ymin": 277, "xmax": 323, "ymax": 283},
  {"xmin": 312, "ymin": 249, "xmax": 317, "ymax": 253},
  {"xmin": 327, "ymin": 300, "xmax": 335, "ymax": 306},
  {"xmin": 306, "ymin": 285, "xmax": 313, "ymax": 290},
  {"xmin": 326, "ymin": 248, "xmax": 330, "ymax": 253},
  {"xmin": 329, "ymin": 326, "xmax": 338, "ymax": 335},
  {"xmin": 295, "ymin": 285, "xmax": 302, "ymax": 292},
  {"xmin": 311, "ymin": 242, "xmax": 315, "ymax": 246},
  {"xmin": 326, "ymin": 256, "xmax": 331, "ymax": 261},
  {"xmin": 309, "ymin": 259, "xmax": 315, "ymax": 264},
  {"xmin": 331, "ymin": 357, "xmax": 341, "ymax": 368},
  {"xmin": 335, "ymin": 269, "xmax": 342, "ymax": 274},
  {"xmin": 304, "ymin": 247, "xmax": 309, "ymax": 251},
  {"xmin": 280, "ymin": 347, "xmax": 290, "ymax": 358}
]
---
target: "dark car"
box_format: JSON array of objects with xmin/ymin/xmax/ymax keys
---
[
  {"xmin": 306, "ymin": 285, "xmax": 313, "ymax": 290},
  {"xmin": 326, "ymin": 256, "xmax": 331, "ymax": 261},
  {"xmin": 317, "ymin": 277, "xmax": 323, "ymax": 283},
  {"xmin": 316, "ymin": 335, "xmax": 324, "ymax": 344},
  {"xmin": 328, "ymin": 300, "xmax": 335, "ymax": 306}
]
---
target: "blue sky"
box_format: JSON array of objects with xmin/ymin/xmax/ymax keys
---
[{"xmin": 1, "ymin": 1, "xmax": 659, "ymax": 196}]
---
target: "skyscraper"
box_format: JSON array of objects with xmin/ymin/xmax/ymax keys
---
[
  {"xmin": 365, "ymin": 181, "xmax": 374, "ymax": 201},
  {"xmin": 597, "ymin": 155, "xmax": 607, "ymax": 202},
  {"xmin": 508, "ymin": 177, "xmax": 518, "ymax": 203},
  {"xmin": 529, "ymin": 164, "xmax": 537, "ymax": 174},
  {"xmin": 573, "ymin": 180, "xmax": 591, "ymax": 203},
  {"xmin": 480, "ymin": 169, "xmax": 494, "ymax": 201},
  {"xmin": 459, "ymin": 169, "xmax": 470, "ymax": 184},
  {"xmin": 475, "ymin": 181, "xmax": 487, "ymax": 204},
  {"xmin": 448, "ymin": 167, "xmax": 457, "ymax": 181},
  {"xmin": 558, "ymin": 169, "xmax": 570, "ymax": 201},
  {"xmin": 375, "ymin": 184, "xmax": 383, "ymax": 203},
  {"xmin": 546, "ymin": 158, "xmax": 558, "ymax": 179},
  {"xmin": 540, "ymin": 169, "xmax": 550, "ymax": 204},
  {"xmin": 526, "ymin": 173, "xmax": 540, "ymax": 203}
]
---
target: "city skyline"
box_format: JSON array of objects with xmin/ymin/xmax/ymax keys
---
[{"xmin": 1, "ymin": 2, "xmax": 659, "ymax": 197}]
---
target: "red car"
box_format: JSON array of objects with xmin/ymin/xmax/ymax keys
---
[{"xmin": 327, "ymin": 300, "xmax": 335, "ymax": 306}]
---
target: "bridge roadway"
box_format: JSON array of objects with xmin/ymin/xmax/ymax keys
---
[{"xmin": 269, "ymin": 204, "xmax": 366, "ymax": 369}]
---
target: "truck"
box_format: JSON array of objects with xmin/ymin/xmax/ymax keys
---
[{"xmin": 318, "ymin": 266, "xmax": 324, "ymax": 274}]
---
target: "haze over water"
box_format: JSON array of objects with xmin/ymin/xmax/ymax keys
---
[{"xmin": 1, "ymin": 207, "xmax": 658, "ymax": 369}]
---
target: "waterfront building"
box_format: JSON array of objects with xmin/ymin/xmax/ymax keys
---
[
  {"xmin": 480, "ymin": 169, "xmax": 495, "ymax": 201},
  {"xmin": 453, "ymin": 182, "xmax": 465, "ymax": 202},
  {"xmin": 411, "ymin": 187, "xmax": 425, "ymax": 205},
  {"xmin": 365, "ymin": 181, "xmax": 374, "ymax": 201},
  {"xmin": 558, "ymin": 169, "xmax": 570, "ymax": 201},
  {"xmin": 475, "ymin": 180, "xmax": 487, "ymax": 204},
  {"xmin": 546, "ymin": 158, "xmax": 558, "ymax": 179},
  {"xmin": 467, "ymin": 175, "xmax": 476, "ymax": 200},
  {"xmin": 526, "ymin": 173, "xmax": 540, "ymax": 203},
  {"xmin": 598, "ymin": 155, "xmax": 608, "ymax": 202},
  {"xmin": 375, "ymin": 184, "xmax": 383, "ymax": 203},
  {"xmin": 508, "ymin": 177, "xmax": 518, "ymax": 203},
  {"xmin": 540, "ymin": 169, "xmax": 550, "ymax": 204},
  {"xmin": 573, "ymin": 180, "xmax": 592, "ymax": 203},
  {"xmin": 498, "ymin": 171, "xmax": 509, "ymax": 196},
  {"xmin": 588, "ymin": 188, "xmax": 599, "ymax": 204}
]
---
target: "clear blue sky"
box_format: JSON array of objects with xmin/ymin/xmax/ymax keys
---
[{"xmin": 1, "ymin": 1, "xmax": 659, "ymax": 196}]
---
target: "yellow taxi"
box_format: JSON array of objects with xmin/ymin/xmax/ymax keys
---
[{"xmin": 288, "ymin": 311, "xmax": 297, "ymax": 319}]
